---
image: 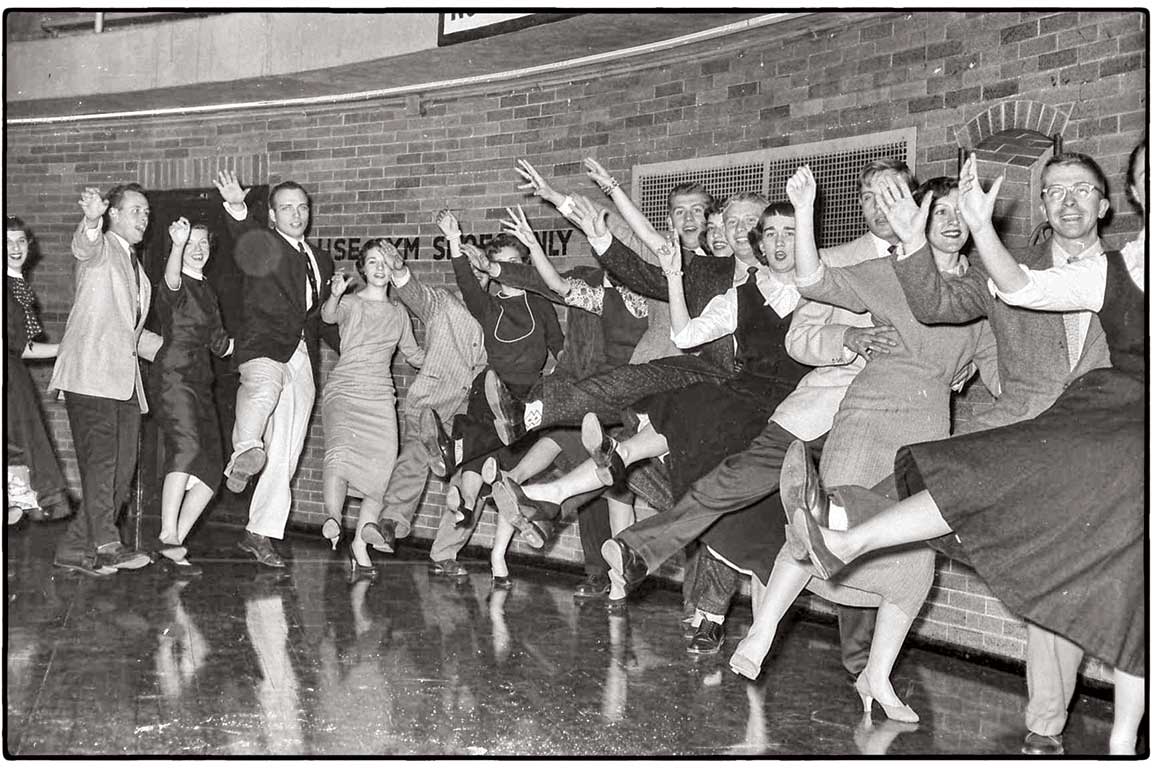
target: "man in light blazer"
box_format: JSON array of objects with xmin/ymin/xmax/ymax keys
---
[
  {"xmin": 889, "ymin": 151, "xmax": 1112, "ymax": 756},
  {"xmin": 602, "ymin": 159, "xmax": 915, "ymax": 673},
  {"xmin": 214, "ymin": 171, "xmax": 340, "ymax": 568},
  {"xmin": 50, "ymin": 183, "xmax": 163, "ymax": 576}
]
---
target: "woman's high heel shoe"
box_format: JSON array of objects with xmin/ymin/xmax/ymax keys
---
[
  {"xmin": 581, "ymin": 412, "xmax": 626, "ymax": 486},
  {"xmin": 347, "ymin": 541, "xmax": 378, "ymax": 580},
  {"xmin": 854, "ymin": 674, "xmax": 919, "ymax": 723},
  {"xmin": 321, "ymin": 517, "xmax": 341, "ymax": 550},
  {"xmin": 491, "ymin": 477, "xmax": 559, "ymax": 549},
  {"xmin": 791, "ymin": 505, "xmax": 845, "ymax": 580},
  {"xmin": 446, "ymin": 486, "xmax": 474, "ymax": 530}
]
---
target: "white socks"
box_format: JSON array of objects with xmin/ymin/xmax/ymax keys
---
[
  {"xmin": 828, "ymin": 501, "xmax": 848, "ymax": 532},
  {"xmin": 524, "ymin": 400, "xmax": 543, "ymax": 430}
]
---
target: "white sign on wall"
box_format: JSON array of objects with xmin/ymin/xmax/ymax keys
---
[{"xmin": 437, "ymin": 12, "xmax": 575, "ymax": 46}]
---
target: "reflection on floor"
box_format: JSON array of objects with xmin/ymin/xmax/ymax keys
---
[{"xmin": 6, "ymin": 520, "xmax": 1115, "ymax": 756}]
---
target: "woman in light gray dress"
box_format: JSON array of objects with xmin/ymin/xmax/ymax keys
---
[
  {"xmin": 729, "ymin": 168, "xmax": 996, "ymax": 724},
  {"xmin": 320, "ymin": 240, "xmax": 425, "ymax": 573}
]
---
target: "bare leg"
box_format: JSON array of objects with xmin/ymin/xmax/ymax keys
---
[
  {"xmin": 351, "ymin": 497, "xmax": 384, "ymax": 568},
  {"xmin": 729, "ymin": 559, "xmax": 811, "ymax": 678},
  {"xmin": 606, "ymin": 494, "xmax": 636, "ymax": 536},
  {"xmin": 322, "ymin": 473, "xmax": 349, "ymax": 524},
  {"xmin": 507, "ymin": 437, "xmax": 561, "ymax": 483},
  {"xmin": 825, "ymin": 490, "xmax": 952, "ymax": 565},
  {"xmin": 174, "ymin": 480, "xmax": 214, "ymax": 543},
  {"xmin": 858, "ymin": 601, "xmax": 919, "ymax": 720},
  {"xmin": 1110, "ymin": 668, "xmax": 1145, "ymax": 755},
  {"xmin": 459, "ymin": 470, "xmax": 482, "ymax": 510},
  {"xmin": 616, "ymin": 424, "xmax": 669, "ymax": 466},
  {"xmin": 159, "ymin": 472, "xmax": 190, "ymax": 544},
  {"xmin": 490, "ymin": 515, "xmax": 515, "ymax": 578},
  {"xmin": 523, "ymin": 425, "xmax": 670, "ymax": 505}
]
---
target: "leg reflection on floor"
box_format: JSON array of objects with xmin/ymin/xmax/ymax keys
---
[{"xmin": 5, "ymin": 520, "xmax": 1114, "ymax": 756}]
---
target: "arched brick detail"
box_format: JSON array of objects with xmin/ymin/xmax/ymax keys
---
[
  {"xmin": 973, "ymin": 128, "xmax": 1053, "ymax": 168},
  {"xmin": 953, "ymin": 99, "xmax": 1071, "ymax": 150}
]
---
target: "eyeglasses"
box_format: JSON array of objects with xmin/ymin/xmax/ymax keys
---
[{"xmin": 1042, "ymin": 183, "xmax": 1104, "ymax": 202}]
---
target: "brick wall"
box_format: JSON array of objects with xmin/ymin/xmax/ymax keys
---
[{"xmin": 6, "ymin": 10, "xmax": 1144, "ymax": 677}]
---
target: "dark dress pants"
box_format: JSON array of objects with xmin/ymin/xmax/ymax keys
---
[
  {"xmin": 577, "ymin": 496, "xmax": 612, "ymax": 578},
  {"xmin": 56, "ymin": 392, "xmax": 140, "ymax": 558}
]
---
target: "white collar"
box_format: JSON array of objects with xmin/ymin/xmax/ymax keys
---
[
  {"xmin": 181, "ymin": 266, "xmax": 204, "ymax": 281},
  {"xmin": 109, "ymin": 230, "xmax": 134, "ymax": 255},
  {"xmin": 277, "ymin": 230, "xmax": 307, "ymax": 252},
  {"xmin": 870, "ymin": 231, "xmax": 897, "ymax": 259},
  {"xmin": 7, "ymin": 267, "xmax": 24, "ymax": 279}
]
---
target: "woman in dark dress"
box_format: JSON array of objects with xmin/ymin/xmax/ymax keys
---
[
  {"xmin": 788, "ymin": 148, "xmax": 1146, "ymax": 753},
  {"xmin": 6, "ymin": 215, "xmax": 69, "ymax": 524},
  {"xmin": 152, "ymin": 218, "xmax": 232, "ymax": 574}
]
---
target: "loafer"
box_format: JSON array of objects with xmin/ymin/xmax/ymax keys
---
[
  {"xmin": 1021, "ymin": 731, "xmax": 1064, "ymax": 756},
  {"xmin": 581, "ymin": 412, "xmax": 625, "ymax": 486},
  {"xmin": 492, "ymin": 477, "xmax": 560, "ymax": 549},
  {"xmin": 420, "ymin": 409, "xmax": 456, "ymax": 478},
  {"xmin": 226, "ymin": 446, "xmax": 267, "ymax": 493},
  {"xmin": 429, "ymin": 559, "xmax": 469, "ymax": 578},
  {"xmin": 600, "ymin": 538, "xmax": 650, "ymax": 595},
  {"xmin": 686, "ymin": 618, "xmax": 725, "ymax": 655},
  {"xmin": 780, "ymin": 440, "xmax": 829, "ymax": 530},
  {"xmin": 361, "ymin": 520, "xmax": 396, "ymax": 554},
  {"xmin": 573, "ymin": 573, "xmax": 611, "ymax": 599},
  {"xmin": 54, "ymin": 553, "xmax": 116, "ymax": 577},
  {"xmin": 95, "ymin": 542, "xmax": 153, "ymax": 570},
  {"xmin": 485, "ymin": 369, "xmax": 526, "ymax": 446},
  {"xmin": 237, "ymin": 531, "xmax": 286, "ymax": 568}
]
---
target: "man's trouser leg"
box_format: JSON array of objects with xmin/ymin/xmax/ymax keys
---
[
  {"xmin": 578, "ymin": 497, "xmax": 613, "ymax": 578},
  {"xmin": 58, "ymin": 392, "xmax": 139, "ymax": 558},
  {"xmin": 1024, "ymin": 624, "xmax": 1084, "ymax": 736},
  {"xmin": 694, "ymin": 547, "xmax": 743, "ymax": 619},
  {"xmin": 534, "ymin": 360, "xmax": 726, "ymax": 430},
  {"xmin": 618, "ymin": 422, "xmax": 811, "ymax": 570},
  {"xmin": 381, "ymin": 410, "xmax": 432, "ymax": 540},
  {"xmin": 428, "ymin": 501, "xmax": 480, "ymax": 563},
  {"xmin": 246, "ymin": 343, "xmax": 314, "ymax": 540}
]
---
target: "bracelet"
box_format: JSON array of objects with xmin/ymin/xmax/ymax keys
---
[{"xmin": 600, "ymin": 178, "xmax": 620, "ymax": 196}]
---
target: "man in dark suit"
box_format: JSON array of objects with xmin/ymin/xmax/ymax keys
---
[{"xmin": 213, "ymin": 171, "xmax": 339, "ymax": 567}]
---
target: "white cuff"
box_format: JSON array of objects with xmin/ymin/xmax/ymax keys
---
[
  {"xmin": 223, "ymin": 201, "xmax": 248, "ymax": 221},
  {"xmin": 987, "ymin": 265, "xmax": 1033, "ymax": 300},
  {"xmin": 588, "ymin": 230, "xmax": 614, "ymax": 255},
  {"xmin": 794, "ymin": 262, "xmax": 826, "ymax": 289},
  {"xmin": 557, "ymin": 196, "xmax": 576, "ymax": 218},
  {"xmin": 392, "ymin": 268, "xmax": 412, "ymax": 288}
]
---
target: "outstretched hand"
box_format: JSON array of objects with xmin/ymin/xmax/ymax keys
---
[
  {"xmin": 515, "ymin": 159, "xmax": 561, "ymax": 206},
  {"xmin": 499, "ymin": 205, "xmax": 538, "ymax": 250},
  {"xmin": 168, "ymin": 217, "xmax": 192, "ymax": 248},
  {"xmin": 584, "ymin": 158, "xmax": 616, "ymax": 191},
  {"xmin": 875, "ymin": 175, "xmax": 931, "ymax": 250},
  {"xmin": 435, "ymin": 208, "xmax": 462, "ymax": 239},
  {"xmin": 376, "ymin": 240, "xmax": 405, "ymax": 272},
  {"xmin": 786, "ymin": 166, "xmax": 818, "ymax": 210},
  {"xmin": 213, "ymin": 170, "xmax": 249, "ymax": 207},
  {"xmin": 461, "ymin": 242, "xmax": 492, "ymax": 274},
  {"xmin": 78, "ymin": 187, "xmax": 109, "ymax": 222},
  {"xmin": 957, "ymin": 154, "xmax": 1004, "ymax": 235},
  {"xmin": 567, "ymin": 194, "xmax": 610, "ymax": 239},
  {"xmin": 656, "ymin": 219, "xmax": 682, "ymax": 274},
  {"xmin": 330, "ymin": 270, "xmax": 353, "ymax": 297}
]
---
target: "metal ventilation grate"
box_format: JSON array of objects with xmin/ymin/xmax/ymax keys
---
[{"xmin": 634, "ymin": 129, "xmax": 916, "ymax": 248}]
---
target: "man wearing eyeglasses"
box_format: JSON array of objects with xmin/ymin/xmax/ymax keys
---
[{"xmin": 888, "ymin": 151, "xmax": 1113, "ymax": 756}]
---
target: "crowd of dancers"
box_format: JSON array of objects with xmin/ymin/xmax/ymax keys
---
[{"xmin": 6, "ymin": 133, "xmax": 1145, "ymax": 754}]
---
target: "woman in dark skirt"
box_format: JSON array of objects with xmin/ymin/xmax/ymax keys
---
[
  {"xmin": 152, "ymin": 218, "xmax": 232, "ymax": 575},
  {"xmin": 6, "ymin": 215, "xmax": 69, "ymax": 523},
  {"xmin": 789, "ymin": 147, "xmax": 1146, "ymax": 754}
]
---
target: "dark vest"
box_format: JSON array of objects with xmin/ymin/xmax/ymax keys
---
[
  {"xmin": 600, "ymin": 284, "xmax": 649, "ymax": 370},
  {"xmin": 733, "ymin": 268, "xmax": 811, "ymax": 386},
  {"xmin": 1099, "ymin": 250, "xmax": 1145, "ymax": 378}
]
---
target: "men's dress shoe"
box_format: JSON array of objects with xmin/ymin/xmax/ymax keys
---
[
  {"xmin": 485, "ymin": 369, "xmax": 526, "ymax": 446},
  {"xmin": 420, "ymin": 409, "xmax": 456, "ymax": 478},
  {"xmin": 237, "ymin": 531, "xmax": 286, "ymax": 568},
  {"xmin": 686, "ymin": 618, "xmax": 725, "ymax": 655},
  {"xmin": 429, "ymin": 559, "xmax": 469, "ymax": 578},
  {"xmin": 581, "ymin": 412, "xmax": 626, "ymax": 486},
  {"xmin": 600, "ymin": 538, "xmax": 650, "ymax": 594},
  {"xmin": 361, "ymin": 520, "xmax": 396, "ymax": 554},
  {"xmin": 226, "ymin": 446, "xmax": 267, "ymax": 493},
  {"xmin": 54, "ymin": 553, "xmax": 116, "ymax": 577},
  {"xmin": 492, "ymin": 477, "xmax": 560, "ymax": 549},
  {"xmin": 164, "ymin": 557, "xmax": 204, "ymax": 578},
  {"xmin": 96, "ymin": 542, "xmax": 152, "ymax": 570},
  {"xmin": 573, "ymin": 573, "xmax": 611, "ymax": 599},
  {"xmin": 491, "ymin": 575, "xmax": 514, "ymax": 590},
  {"xmin": 1021, "ymin": 731, "xmax": 1064, "ymax": 756}
]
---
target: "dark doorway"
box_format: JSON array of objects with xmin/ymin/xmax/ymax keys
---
[{"xmin": 136, "ymin": 186, "xmax": 269, "ymax": 527}]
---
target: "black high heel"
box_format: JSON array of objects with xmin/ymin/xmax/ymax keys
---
[
  {"xmin": 321, "ymin": 517, "xmax": 341, "ymax": 550},
  {"xmin": 347, "ymin": 540, "xmax": 378, "ymax": 580},
  {"xmin": 581, "ymin": 412, "xmax": 625, "ymax": 486}
]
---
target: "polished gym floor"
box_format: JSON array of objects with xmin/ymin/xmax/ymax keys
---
[{"xmin": 5, "ymin": 519, "xmax": 1115, "ymax": 756}]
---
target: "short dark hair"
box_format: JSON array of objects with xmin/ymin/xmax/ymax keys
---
[
  {"xmin": 667, "ymin": 181, "xmax": 714, "ymax": 211},
  {"xmin": 914, "ymin": 176, "xmax": 959, "ymax": 206},
  {"xmin": 106, "ymin": 182, "xmax": 147, "ymax": 210},
  {"xmin": 5, "ymin": 215, "xmax": 32, "ymax": 239},
  {"xmin": 357, "ymin": 238, "xmax": 401, "ymax": 278},
  {"xmin": 748, "ymin": 202, "xmax": 796, "ymax": 262},
  {"xmin": 858, "ymin": 159, "xmax": 916, "ymax": 194},
  {"xmin": 187, "ymin": 221, "xmax": 216, "ymax": 251},
  {"xmin": 698, "ymin": 202, "xmax": 725, "ymax": 254},
  {"xmin": 269, "ymin": 180, "xmax": 311, "ymax": 210},
  {"xmin": 484, "ymin": 233, "xmax": 529, "ymax": 262},
  {"xmin": 1042, "ymin": 152, "xmax": 1108, "ymax": 198},
  {"xmin": 1125, "ymin": 136, "xmax": 1146, "ymax": 211}
]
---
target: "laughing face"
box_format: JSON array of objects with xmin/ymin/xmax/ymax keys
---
[
  {"xmin": 926, "ymin": 190, "xmax": 969, "ymax": 256},
  {"xmin": 184, "ymin": 226, "xmax": 212, "ymax": 272},
  {"xmin": 108, "ymin": 189, "xmax": 150, "ymax": 246},
  {"xmin": 669, "ymin": 192, "xmax": 710, "ymax": 251},
  {"xmin": 7, "ymin": 228, "xmax": 29, "ymax": 273},
  {"xmin": 270, "ymin": 187, "xmax": 310, "ymax": 240},
  {"xmin": 756, "ymin": 213, "xmax": 797, "ymax": 274},
  {"xmin": 360, "ymin": 246, "xmax": 394, "ymax": 288},
  {"xmin": 1041, "ymin": 162, "xmax": 1109, "ymax": 242},
  {"xmin": 704, "ymin": 212, "xmax": 732, "ymax": 257},
  {"xmin": 723, "ymin": 199, "xmax": 767, "ymax": 264}
]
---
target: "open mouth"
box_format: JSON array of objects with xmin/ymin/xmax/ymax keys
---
[{"xmin": 940, "ymin": 228, "xmax": 963, "ymax": 238}]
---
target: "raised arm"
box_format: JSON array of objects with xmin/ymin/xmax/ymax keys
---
[
  {"xmin": 321, "ymin": 269, "xmax": 353, "ymax": 324},
  {"xmin": 396, "ymin": 305, "xmax": 425, "ymax": 369},
  {"xmin": 380, "ymin": 243, "xmax": 439, "ymax": 323},
  {"xmin": 567, "ymin": 194, "xmax": 669, "ymax": 299},
  {"xmin": 436, "ymin": 208, "xmax": 490, "ymax": 319},
  {"xmin": 71, "ymin": 187, "xmax": 110, "ymax": 262},
  {"xmin": 164, "ymin": 218, "xmax": 191, "ymax": 291},
  {"xmin": 584, "ymin": 158, "xmax": 670, "ymax": 256},
  {"xmin": 213, "ymin": 170, "xmax": 260, "ymax": 239},
  {"xmin": 499, "ymin": 204, "xmax": 572, "ymax": 297}
]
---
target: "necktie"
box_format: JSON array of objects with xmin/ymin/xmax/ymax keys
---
[
  {"xmin": 1062, "ymin": 252, "xmax": 1085, "ymax": 369},
  {"xmin": 888, "ymin": 243, "xmax": 899, "ymax": 257},
  {"xmin": 129, "ymin": 246, "xmax": 143, "ymax": 324},
  {"xmin": 298, "ymin": 242, "xmax": 319, "ymax": 309}
]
